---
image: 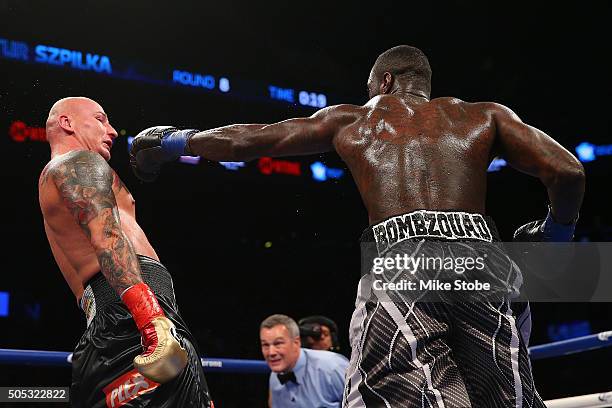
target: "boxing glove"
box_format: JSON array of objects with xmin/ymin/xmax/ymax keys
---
[
  {"xmin": 513, "ymin": 207, "xmax": 577, "ymax": 242},
  {"xmin": 129, "ymin": 126, "xmax": 198, "ymax": 182},
  {"xmin": 121, "ymin": 283, "xmax": 188, "ymax": 383}
]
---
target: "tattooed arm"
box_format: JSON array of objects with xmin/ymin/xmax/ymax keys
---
[
  {"xmin": 50, "ymin": 150, "xmax": 188, "ymax": 381},
  {"xmin": 50, "ymin": 150, "xmax": 142, "ymax": 295}
]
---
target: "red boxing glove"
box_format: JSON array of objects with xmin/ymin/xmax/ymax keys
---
[
  {"xmin": 122, "ymin": 283, "xmax": 188, "ymax": 383},
  {"xmin": 122, "ymin": 283, "xmax": 164, "ymax": 332}
]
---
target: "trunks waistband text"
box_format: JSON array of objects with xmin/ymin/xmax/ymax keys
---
[{"xmin": 372, "ymin": 210, "xmax": 493, "ymax": 255}]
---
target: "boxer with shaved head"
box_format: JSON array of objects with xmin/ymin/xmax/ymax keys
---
[{"xmin": 39, "ymin": 97, "xmax": 212, "ymax": 407}]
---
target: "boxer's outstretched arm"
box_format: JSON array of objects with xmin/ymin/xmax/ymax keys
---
[
  {"xmin": 130, "ymin": 105, "xmax": 362, "ymax": 181},
  {"xmin": 491, "ymin": 103, "xmax": 585, "ymax": 224},
  {"xmin": 188, "ymin": 105, "xmax": 360, "ymax": 161},
  {"xmin": 50, "ymin": 150, "xmax": 142, "ymax": 294}
]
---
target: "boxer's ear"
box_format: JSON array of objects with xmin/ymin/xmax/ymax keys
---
[
  {"xmin": 58, "ymin": 114, "xmax": 74, "ymax": 134},
  {"xmin": 380, "ymin": 72, "xmax": 394, "ymax": 94}
]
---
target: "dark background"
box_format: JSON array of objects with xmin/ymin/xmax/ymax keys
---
[{"xmin": 0, "ymin": 0, "xmax": 610, "ymax": 406}]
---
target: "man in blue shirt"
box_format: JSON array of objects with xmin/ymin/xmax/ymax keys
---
[{"xmin": 260, "ymin": 314, "xmax": 349, "ymax": 408}]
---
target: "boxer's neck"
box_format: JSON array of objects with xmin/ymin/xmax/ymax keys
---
[{"xmin": 390, "ymin": 84, "xmax": 430, "ymax": 104}]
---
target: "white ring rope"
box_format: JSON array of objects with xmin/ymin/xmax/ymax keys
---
[{"xmin": 545, "ymin": 391, "xmax": 612, "ymax": 408}]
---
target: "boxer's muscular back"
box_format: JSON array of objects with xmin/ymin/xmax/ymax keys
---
[
  {"xmin": 39, "ymin": 151, "xmax": 157, "ymax": 299},
  {"xmin": 334, "ymin": 96, "xmax": 497, "ymax": 224}
]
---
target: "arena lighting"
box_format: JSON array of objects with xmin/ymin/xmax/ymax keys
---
[
  {"xmin": 219, "ymin": 77, "xmax": 231, "ymax": 93},
  {"xmin": 2, "ymin": 36, "xmax": 334, "ymax": 108},
  {"xmin": 219, "ymin": 161, "xmax": 245, "ymax": 170},
  {"xmin": 0, "ymin": 292, "xmax": 9, "ymax": 317},
  {"xmin": 576, "ymin": 142, "xmax": 596, "ymax": 162},
  {"xmin": 178, "ymin": 156, "xmax": 201, "ymax": 165},
  {"xmin": 268, "ymin": 85, "xmax": 294, "ymax": 103},
  {"xmin": 311, "ymin": 162, "xmax": 326, "ymax": 181},
  {"xmin": 0, "ymin": 37, "xmax": 112, "ymax": 74},
  {"xmin": 0, "ymin": 38, "xmax": 28, "ymax": 61},
  {"xmin": 172, "ymin": 69, "xmax": 216, "ymax": 90},
  {"xmin": 268, "ymin": 85, "xmax": 328, "ymax": 108},
  {"xmin": 35, "ymin": 44, "xmax": 112, "ymax": 74},
  {"xmin": 487, "ymin": 157, "xmax": 507, "ymax": 172},
  {"xmin": 8, "ymin": 121, "xmax": 47, "ymax": 142},
  {"xmin": 171, "ymin": 70, "xmax": 232, "ymax": 93},
  {"xmin": 310, "ymin": 161, "xmax": 345, "ymax": 182},
  {"xmin": 257, "ymin": 157, "xmax": 301, "ymax": 176},
  {"xmin": 576, "ymin": 141, "xmax": 612, "ymax": 162},
  {"xmin": 298, "ymin": 91, "xmax": 327, "ymax": 108}
]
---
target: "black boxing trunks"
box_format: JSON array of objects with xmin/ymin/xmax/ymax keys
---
[
  {"xmin": 343, "ymin": 210, "xmax": 546, "ymax": 408},
  {"xmin": 71, "ymin": 255, "xmax": 212, "ymax": 408}
]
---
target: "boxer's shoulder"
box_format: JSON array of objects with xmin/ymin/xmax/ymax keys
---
[
  {"xmin": 431, "ymin": 96, "xmax": 465, "ymax": 105},
  {"xmin": 40, "ymin": 150, "xmax": 118, "ymax": 221},
  {"xmin": 44, "ymin": 150, "xmax": 113, "ymax": 189},
  {"xmin": 431, "ymin": 97, "xmax": 495, "ymax": 116},
  {"xmin": 312, "ymin": 104, "xmax": 366, "ymax": 141},
  {"xmin": 468, "ymin": 100, "xmax": 516, "ymax": 119},
  {"xmin": 318, "ymin": 103, "xmax": 366, "ymax": 123},
  {"xmin": 55, "ymin": 149, "xmax": 109, "ymax": 168}
]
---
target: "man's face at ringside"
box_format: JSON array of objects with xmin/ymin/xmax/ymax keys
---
[
  {"xmin": 66, "ymin": 99, "xmax": 118, "ymax": 161},
  {"xmin": 306, "ymin": 324, "xmax": 333, "ymax": 351},
  {"xmin": 260, "ymin": 324, "xmax": 301, "ymax": 373}
]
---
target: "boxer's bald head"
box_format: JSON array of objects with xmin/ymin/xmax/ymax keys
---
[
  {"xmin": 46, "ymin": 97, "xmax": 102, "ymax": 136},
  {"xmin": 46, "ymin": 97, "xmax": 117, "ymax": 160},
  {"xmin": 368, "ymin": 45, "xmax": 431, "ymax": 100}
]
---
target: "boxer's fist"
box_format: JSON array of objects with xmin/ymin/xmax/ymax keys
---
[
  {"xmin": 129, "ymin": 126, "xmax": 196, "ymax": 182},
  {"xmin": 513, "ymin": 208, "xmax": 577, "ymax": 242},
  {"xmin": 134, "ymin": 316, "xmax": 189, "ymax": 384},
  {"xmin": 121, "ymin": 283, "xmax": 188, "ymax": 383}
]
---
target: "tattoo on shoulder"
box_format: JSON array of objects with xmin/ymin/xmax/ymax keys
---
[
  {"xmin": 51, "ymin": 151, "xmax": 116, "ymax": 230},
  {"xmin": 51, "ymin": 151, "xmax": 141, "ymax": 293}
]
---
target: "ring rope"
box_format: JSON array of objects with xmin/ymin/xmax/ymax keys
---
[
  {"xmin": 1, "ymin": 331, "xmax": 610, "ymax": 372},
  {"xmin": 2, "ymin": 331, "xmax": 612, "ymax": 408},
  {"xmin": 529, "ymin": 331, "xmax": 612, "ymax": 360},
  {"xmin": 545, "ymin": 391, "xmax": 612, "ymax": 408},
  {"xmin": 0, "ymin": 349, "xmax": 269, "ymax": 373}
]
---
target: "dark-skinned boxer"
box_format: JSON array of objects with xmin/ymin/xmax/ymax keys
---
[{"xmin": 131, "ymin": 46, "xmax": 584, "ymax": 407}]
